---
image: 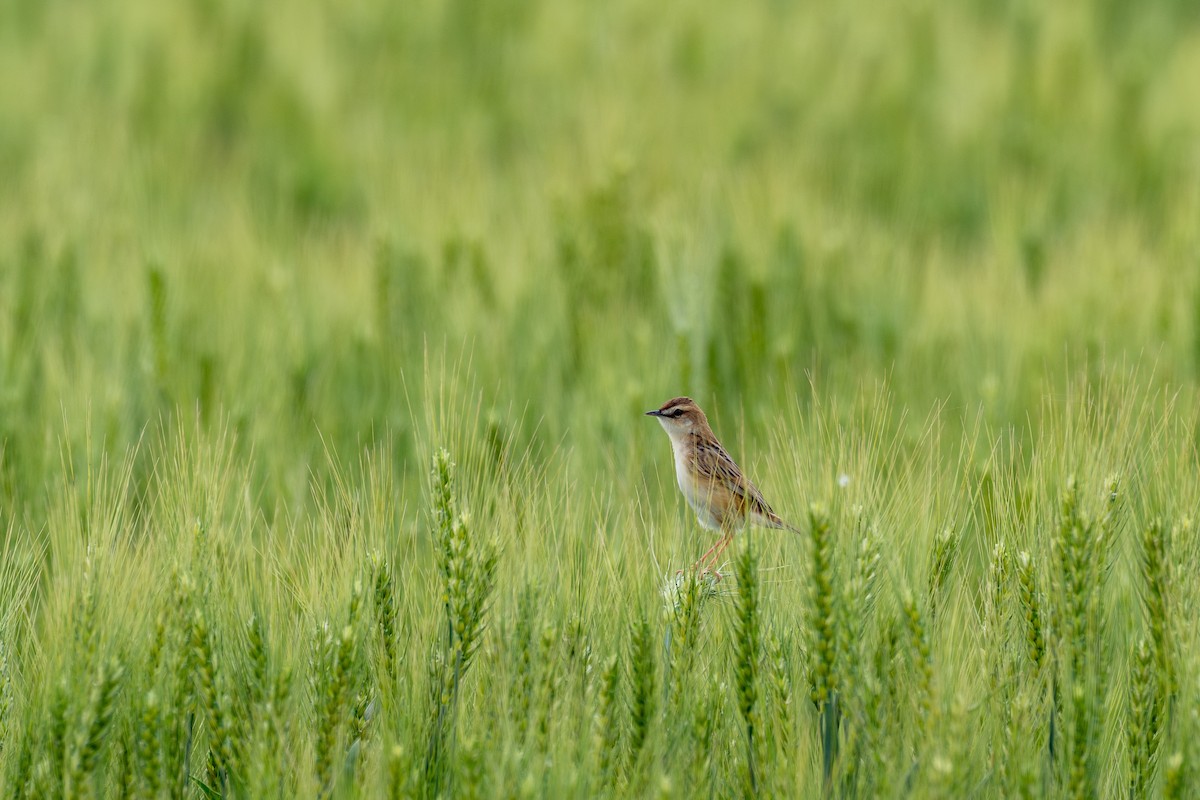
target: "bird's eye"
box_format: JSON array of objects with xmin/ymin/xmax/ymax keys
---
[{"xmin": 671, "ymin": 409, "xmax": 684, "ymax": 418}]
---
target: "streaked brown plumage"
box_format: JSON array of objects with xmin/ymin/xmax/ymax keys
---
[{"xmin": 646, "ymin": 396, "xmax": 798, "ymax": 574}]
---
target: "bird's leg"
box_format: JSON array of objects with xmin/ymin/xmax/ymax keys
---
[
  {"xmin": 694, "ymin": 531, "xmax": 734, "ymax": 577},
  {"xmin": 689, "ymin": 535, "xmax": 726, "ymax": 573},
  {"xmin": 702, "ymin": 533, "xmax": 735, "ymax": 578}
]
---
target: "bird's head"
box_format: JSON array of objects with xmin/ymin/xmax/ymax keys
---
[{"xmin": 645, "ymin": 396, "xmax": 707, "ymax": 437}]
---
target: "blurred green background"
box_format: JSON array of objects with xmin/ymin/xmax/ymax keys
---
[{"xmin": 3, "ymin": 0, "xmax": 1199, "ymax": 518}]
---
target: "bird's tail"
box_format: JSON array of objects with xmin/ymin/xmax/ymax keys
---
[{"xmin": 761, "ymin": 512, "xmax": 804, "ymax": 535}]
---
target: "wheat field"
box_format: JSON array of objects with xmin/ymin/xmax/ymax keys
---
[{"xmin": 2, "ymin": 0, "xmax": 1200, "ymax": 797}]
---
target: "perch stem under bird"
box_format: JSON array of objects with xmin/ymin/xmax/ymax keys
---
[{"xmin": 646, "ymin": 396, "xmax": 799, "ymax": 577}]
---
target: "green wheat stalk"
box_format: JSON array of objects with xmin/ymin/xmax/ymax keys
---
[{"xmin": 734, "ymin": 542, "xmax": 762, "ymax": 797}]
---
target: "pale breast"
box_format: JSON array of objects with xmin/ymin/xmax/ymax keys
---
[{"xmin": 674, "ymin": 445, "xmax": 725, "ymax": 530}]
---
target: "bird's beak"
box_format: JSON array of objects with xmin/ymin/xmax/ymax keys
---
[{"xmin": 645, "ymin": 410, "xmax": 662, "ymax": 417}]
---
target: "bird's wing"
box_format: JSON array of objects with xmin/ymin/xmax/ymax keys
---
[{"xmin": 693, "ymin": 438, "xmax": 778, "ymax": 520}]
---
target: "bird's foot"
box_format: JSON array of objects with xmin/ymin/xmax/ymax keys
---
[{"xmin": 682, "ymin": 565, "xmax": 724, "ymax": 584}]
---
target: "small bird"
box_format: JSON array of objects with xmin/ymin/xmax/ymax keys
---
[{"xmin": 646, "ymin": 396, "xmax": 798, "ymax": 575}]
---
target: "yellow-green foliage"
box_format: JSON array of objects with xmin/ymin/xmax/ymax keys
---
[{"xmin": 2, "ymin": 0, "xmax": 1200, "ymax": 797}]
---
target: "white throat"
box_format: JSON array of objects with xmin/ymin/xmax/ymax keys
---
[
  {"xmin": 658, "ymin": 417, "xmax": 693, "ymax": 471},
  {"xmin": 656, "ymin": 417, "xmax": 693, "ymax": 449}
]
